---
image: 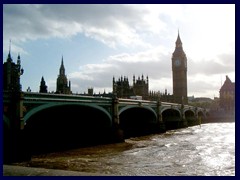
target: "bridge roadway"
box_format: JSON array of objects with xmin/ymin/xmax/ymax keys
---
[{"xmin": 3, "ymin": 91, "xmax": 207, "ymax": 162}]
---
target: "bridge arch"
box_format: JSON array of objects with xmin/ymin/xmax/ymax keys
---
[
  {"xmin": 24, "ymin": 103, "xmax": 112, "ymax": 154},
  {"xmin": 119, "ymin": 105, "xmax": 157, "ymax": 118},
  {"xmin": 24, "ymin": 102, "xmax": 111, "ymax": 125},
  {"xmin": 162, "ymin": 108, "xmax": 182, "ymax": 130},
  {"xmin": 119, "ymin": 106, "xmax": 158, "ymax": 138},
  {"xmin": 184, "ymin": 109, "xmax": 195, "ymax": 120},
  {"xmin": 161, "ymin": 108, "xmax": 181, "ymax": 122},
  {"xmin": 161, "ymin": 107, "xmax": 181, "ymax": 115}
]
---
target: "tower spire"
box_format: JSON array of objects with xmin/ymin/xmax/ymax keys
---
[
  {"xmin": 17, "ymin": 53, "xmax": 21, "ymax": 65},
  {"xmin": 59, "ymin": 55, "xmax": 65, "ymax": 75},
  {"xmin": 9, "ymin": 39, "xmax": 11, "ymax": 54},
  {"xmin": 39, "ymin": 76, "xmax": 48, "ymax": 93},
  {"xmin": 61, "ymin": 55, "xmax": 64, "ymax": 66},
  {"xmin": 176, "ymin": 30, "xmax": 182, "ymax": 47},
  {"xmin": 7, "ymin": 39, "xmax": 12, "ymax": 62}
]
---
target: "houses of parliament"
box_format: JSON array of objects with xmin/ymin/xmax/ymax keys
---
[
  {"xmin": 3, "ymin": 32, "xmax": 189, "ymax": 104},
  {"xmin": 5, "ymin": 32, "xmax": 234, "ymax": 108}
]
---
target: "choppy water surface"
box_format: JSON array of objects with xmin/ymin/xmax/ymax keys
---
[{"xmin": 19, "ymin": 123, "xmax": 235, "ymax": 176}]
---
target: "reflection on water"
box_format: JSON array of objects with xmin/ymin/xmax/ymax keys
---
[{"xmin": 17, "ymin": 123, "xmax": 235, "ymax": 176}]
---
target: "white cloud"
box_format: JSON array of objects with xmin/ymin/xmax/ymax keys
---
[
  {"xmin": 3, "ymin": 4, "xmax": 235, "ymax": 98},
  {"xmin": 3, "ymin": 4, "xmax": 164, "ymax": 53},
  {"xmin": 105, "ymin": 45, "xmax": 169, "ymax": 63}
]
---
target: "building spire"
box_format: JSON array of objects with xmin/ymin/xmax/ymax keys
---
[
  {"xmin": 59, "ymin": 55, "xmax": 65, "ymax": 75},
  {"xmin": 39, "ymin": 76, "xmax": 48, "ymax": 93},
  {"xmin": 9, "ymin": 39, "xmax": 11, "ymax": 54},
  {"xmin": 176, "ymin": 30, "xmax": 182, "ymax": 47},
  {"xmin": 61, "ymin": 55, "xmax": 64, "ymax": 66},
  {"xmin": 7, "ymin": 39, "xmax": 13, "ymax": 62},
  {"xmin": 17, "ymin": 53, "xmax": 21, "ymax": 65}
]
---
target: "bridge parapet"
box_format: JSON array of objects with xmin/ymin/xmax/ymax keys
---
[
  {"xmin": 23, "ymin": 91, "xmax": 112, "ymax": 108},
  {"xmin": 23, "ymin": 92, "xmax": 112, "ymax": 104}
]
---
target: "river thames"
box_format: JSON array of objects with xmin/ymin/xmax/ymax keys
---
[{"xmin": 15, "ymin": 122, "xmax": 235, "ymax": 176}]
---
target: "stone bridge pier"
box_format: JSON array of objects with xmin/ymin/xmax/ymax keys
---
[
  {"xmin": 111, "ymin": 95, "xmax": 124, "ymax": 142},
  {"xmin": 3, "ymin": 92, "xmax": 31, "ymax": 163}
]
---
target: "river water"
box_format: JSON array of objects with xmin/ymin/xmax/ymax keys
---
[{"xmin": 17, "ymin": 122, "xmax": 235, "ymax": 176}]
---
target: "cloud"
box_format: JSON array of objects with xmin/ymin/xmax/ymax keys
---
[
  {"xmin": 188, "ymin": 53, "xmax": 235, "ymax": 76},
  {"xmin": 3, "ymin": 4, "xmax": 165, "ymax": 53},
  {"xmin": 3, "ymin": 4, "xmax": 235, "ymax": 98}
]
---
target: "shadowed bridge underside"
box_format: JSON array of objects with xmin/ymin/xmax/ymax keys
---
[
  {"xmin": 162, "ymin": 109, "xmax": 182, "ymax": 130},
  {"xmin": 119, "ymin": 107, "xmax": 158, "ymax": 138},
  {"xmin": 25, "ymin": 104, "xmax": 112, "ymax": 154}
]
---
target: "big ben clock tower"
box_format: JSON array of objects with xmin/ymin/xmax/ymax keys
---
[{"xmin": 172, "ymin": 31, "xmax": 188, "ymax": 104}]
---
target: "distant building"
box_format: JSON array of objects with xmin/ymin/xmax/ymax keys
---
[
  {"xmin": 113, "ymin": 75, "xmax": 173, "ymax": 101},
  {"xmin": 39, "ymin": 76, "xmax": 48, "ymax": 93},
  {"xmin": 56, "ymin": 56, "xmax": 71, "ymax": 94},
  {"xmin": 191, "ymin": 97, "xmax": 213, "ymax": 103},
  {"xmin": 3, "ymin": 51, "xmax": 24, "ymax": 92},
  {"xmin": 188, "ymin": 96, "xmax": 195, "ymax": 103},
  {"xmin": 219, "ymin": 75, "xmax": 235, "ymax": 111},
  {"xmin": 148, "ymin": 89, "xmax": 174, "ymax": 102},
  {"xmin": 113, "ymin": 76, "xmax": 133, "ymax": 98},
  {"xmin": 113, "ymin": 75, "xmax": 149, "ymax": 99},
  {"xmin": 88, "ymin": 88, "xmax": 94, "ymax": 96},
  {"xmin": 188, "ymin": 96, "xmax": 214, "ymax": 109},
  {"xmin": 133, "ymin": 75, "xmax": 149, "ymax": 99}
]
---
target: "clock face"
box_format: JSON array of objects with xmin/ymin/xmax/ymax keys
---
[{"xmin": 174, "ymin": 59, "xmax": 181, "ymax": 66}]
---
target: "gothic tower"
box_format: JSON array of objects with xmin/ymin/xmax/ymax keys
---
[
  {"xmin": 172, "ymin": 31, "xmax": 188, "ymax": 104},
  {"xmin": 3, "ymin": 45, "xmax": 24, "ymax": 92},
  {"xmin": 39, "ymin": 76, "xmax": 48, "ymax": 93},
  {"xmin": 56, "ymin": 56, "xmax": 71, "ymax": 94}
]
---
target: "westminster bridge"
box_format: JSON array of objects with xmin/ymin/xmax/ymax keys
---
[{"xmin": 3, "ymin": 91, "xmax": 208, "ymax": 162}]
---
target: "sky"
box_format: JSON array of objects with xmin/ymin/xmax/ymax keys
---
[{"xmin": 3, "ymin": 4, "xmax": 235, "ymax": 99}]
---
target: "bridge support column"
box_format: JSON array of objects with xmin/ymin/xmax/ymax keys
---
[
  {"xmin": 181, "ymin": 104, "xmax": 188, "ymax": 128},
  {"xmin": 195, "ymin": 107, "xmax": 201, "ymax": 126},
  {"xmin": 157, "ymin": 100, "xmax": 166, "ymax": 133},
  {"xmin": 4, "ymin": 91, "xmax": 31, "ymax": 163},
  {"xmin": 112, "ymin": 96, "xmax": 124, "ymax": 142}
]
